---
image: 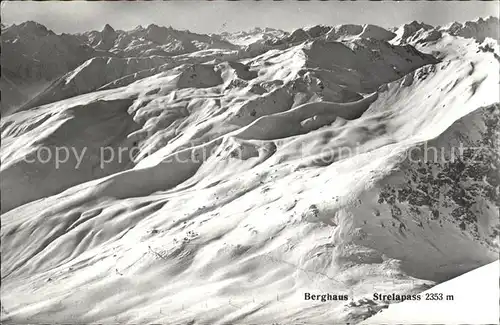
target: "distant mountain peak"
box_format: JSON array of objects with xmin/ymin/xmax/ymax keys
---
[
  {"xmin": 408, "ymin": 20, "xmax": 433, "ymax": 28},
  {"xmin": 14, "ymin": 20, "xmax": 54, "ymax": 36},
  {"xmin": 444, "ymin": 16, "xmax": 499, "ymax": 42},
  {"xmin": 102, "ymin": 23, "xmax": 115, "ymax": 33}
]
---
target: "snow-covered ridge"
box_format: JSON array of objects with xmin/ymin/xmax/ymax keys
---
[
  {"xmin": 78, "ymin": 23, "xmax": 239, "ymax": 57},
  {"xmin": 391, "ymin": 16, "xmax": 500, "ymax": 45}
]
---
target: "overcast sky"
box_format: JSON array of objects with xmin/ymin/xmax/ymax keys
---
[{"xmin": 2, "ymin": 1, "xmax": 498, "ymax": 34}]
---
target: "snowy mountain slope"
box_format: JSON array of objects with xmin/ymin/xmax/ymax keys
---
[
  {"xmin": 1, "ymin": 21, "xmax": 99, "ymax": 80},
  {"xmin": 21, "ymin": 47, "xmax": 257, "ymax": 112},
  {"xmin": 1, "ymin": 22, "xmax": 240, "ymax": 115},
  {"xmin": 254, "ymin": 23, "xmax": 397, "ymax": 48},
  {"xmin": 360, "ymin": 260, "xmax": 499, "ymax": 324},
  {"xmin": 19, "ymin": 30, "xmax": 434, "ymax": 113},
  {"xmin": 323, "ymin": 24, "xmax": 397, "ymax": 42},
  {"xmin": 391, "ymin": 21, "xmax": 435, "ymax": 45},
  {"xmin": 0, "ymin": 72, "xmax": 49, "ymax": 115},
  {"xmin": 1, "ymin": 18, "xmax": 499, "ymax": 324},
  {"xmin": 0, "ymin": 36, "xmax": 435, "ymax": 215},
  {"xmin": 0, "ymin": 96, "xmax": 141, "ymax": 213},
  {"xmin": 1, "ymin": 21, "xmax": 110, "ymax": 114},
  {"xmin": 20, "ymin": 56, "xmax": 174, "ymax": 110}
]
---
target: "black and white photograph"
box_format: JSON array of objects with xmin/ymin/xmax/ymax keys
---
[{"xmin": 1, "ymin": 1, "xmax": 499, "ymax": 324}]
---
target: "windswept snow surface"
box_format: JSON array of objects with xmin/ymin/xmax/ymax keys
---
[
  {"xmin": 1, "ymin": 18, "xmax": 499, "ymax": 324},
  {"xmin": 360, "ymin": 260, "xmax": 500, "ymax": 324}
]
